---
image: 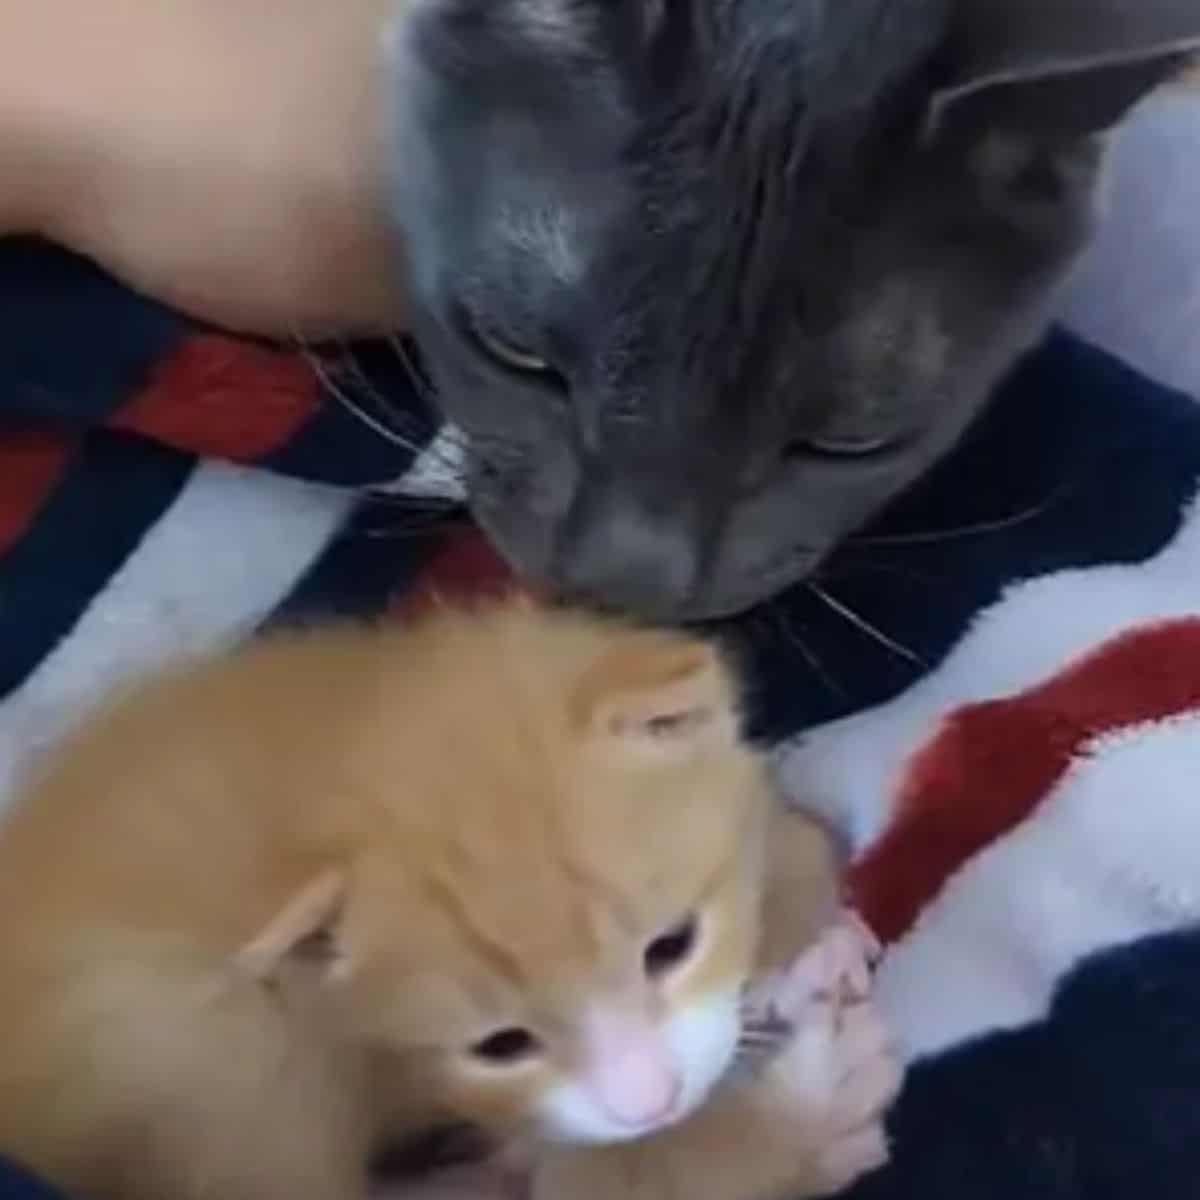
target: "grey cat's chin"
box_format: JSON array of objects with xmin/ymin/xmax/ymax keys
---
[{"xmin": 477, "ymin": 521, "xmax": 817, "ymax": 624}]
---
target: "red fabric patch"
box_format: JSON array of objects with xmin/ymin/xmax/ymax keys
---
[
  {"xmin": 395, "ymin": 526, "xmax": 522, "ymax": 619},
  {"xmin": 110, "ymin": 335, "xmax": 321, "ymax": 461},
  {"xmin": 849, "ymin": 617, "xmax": 1200, "ymax": 944},
  {"xmin": 0, "ymin": 430, "xmax": 74, "ymax": 557}
]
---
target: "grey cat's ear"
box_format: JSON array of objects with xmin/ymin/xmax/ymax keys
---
[
  {"xmin": 928, "ymin": 0, "xmax": 1200, "ymax": 137},
  {"xmin": 574, "ymin": 638, "xmax": 740, "ymax": 760},
  {"xmin": 236, "ymin": 869, "xmax": 349, "ymax": 985}
]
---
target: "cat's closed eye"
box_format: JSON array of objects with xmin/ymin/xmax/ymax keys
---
[
  {"xmin": 469, "ymin": 1026, "xmax": 542, "ymax": 1065},
  {"xmin": 784, "ymin": 426, "xmax": 905, "ymax": 463},
  {"xmin": 461, "ymin": 309, "xmax": 553, "ymax": 377},
  {"xmin": 643, "ymin": 915, "xmax": 700, "ymax": 978},
  {"xmin": 797, "ymin": 433, "xmax": 895, "ymax": 459}
]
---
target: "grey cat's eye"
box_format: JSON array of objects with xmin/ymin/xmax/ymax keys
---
[
  {"xmin": 469, "ymin": 321, "xmax": 552, "ymax": 375},
  {"xmin": 800, "ymin": 434, "xmax": 894, "ymax": 459}
]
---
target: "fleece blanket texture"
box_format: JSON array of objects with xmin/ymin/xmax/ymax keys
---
[{"xmin": 1, "ymin": 91, "xmax": 1199, "ymax": 1193}]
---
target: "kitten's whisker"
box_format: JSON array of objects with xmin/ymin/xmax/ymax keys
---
[
  {"xmin": 805, "ymin": 583, "xmax": 925, "ymax": 668},
  {"xmin": 340, "ymin": 338, "xmax": 458, "ymax": 473}
]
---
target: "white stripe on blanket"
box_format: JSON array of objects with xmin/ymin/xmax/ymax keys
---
[
  {"xmin": 0, "ymin": 463, "xmax": 355, "ymax": 807},
  {"xmin": 778, "ymin": 487, "xmax": 1200, "ymax": 852},
  {"xmin": 872, "ymin": 712, "xmax": 1200, "ymax": 1062},
  {"xmin": 778, "ymin": 486, "xmax": 1200, "ymax": 1062}
]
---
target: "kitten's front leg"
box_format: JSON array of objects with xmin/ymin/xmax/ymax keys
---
[{"xmin": 749, "ymin": 915, "xmax": 899, "ymax": 1194}]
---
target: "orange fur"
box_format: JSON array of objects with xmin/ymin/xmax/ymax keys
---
[{"xmin": 0, "ymin": 601, "xmax": 843, "ymax": 1200}]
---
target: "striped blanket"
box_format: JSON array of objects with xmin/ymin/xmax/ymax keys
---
[{"xmin": 2, "ymin": 200, "xmax": 1200, "ymax": 1197}]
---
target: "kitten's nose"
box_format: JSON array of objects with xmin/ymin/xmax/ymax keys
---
[
  {"xmin": 555, "ymin": 486, "xmax": 702, "ymax": 618},
  {"xmin": 583, "ymin": 1012, "xmax": 683, "ymax": 1131}
]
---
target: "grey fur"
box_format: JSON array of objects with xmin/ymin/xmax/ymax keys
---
[{"xmin": 387, "ymin": 0, "xmax": 1200, "ymax": 620}]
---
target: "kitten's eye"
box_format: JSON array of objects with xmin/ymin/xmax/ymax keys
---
[
  {"xmin": 796, "ymin": 434, "xmax": 894, "ymax": 459},
  {"xmin": 469, "ymin": 321, "xmax": 551, "ymax": 375},
  {"xmin": 469, "ymin": 1027, "xmax": 541, "ymax": 1065},
  {"xmin": 644, "ymin": 915, "xmax": 699, "ymax": 977}
]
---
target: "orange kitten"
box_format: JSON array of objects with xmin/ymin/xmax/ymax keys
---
[{"xmin": 0, "ymin": 600, "xmax": 895, "ymax": 1200}]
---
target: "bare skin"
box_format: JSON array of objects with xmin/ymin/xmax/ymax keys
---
[{"xmin": 0, "ymin": 0, "xmax": 406, "ymax": 336}]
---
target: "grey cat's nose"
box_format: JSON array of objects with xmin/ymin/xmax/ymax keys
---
[{"xmin": 554, "ymin": 493, "xmax": 701, "ymax": 618}]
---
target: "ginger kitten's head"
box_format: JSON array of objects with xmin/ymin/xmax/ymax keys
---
[{"xmin": 243, "ymin": 603, "xmax": 771, "ymax": 1147}]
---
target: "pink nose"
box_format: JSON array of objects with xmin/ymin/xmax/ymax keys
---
[
  {"xmin": 597, "ymin": 1060, "xmax": 682, "ymax": 1129},
  {"xmin": 585, "ymin": 1015, "xmax": 683, "ymax": 1129}
]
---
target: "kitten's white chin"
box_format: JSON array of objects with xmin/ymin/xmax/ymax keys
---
[{"xmin": 536, "ymin": 989, "xmax": 741, "ymax": 1146}]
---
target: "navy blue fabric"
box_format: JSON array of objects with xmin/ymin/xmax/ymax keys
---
[
  {"xmin": 269, "ymin": 505, "xmax": 462, "ymax": 627},
  {"xmin": 0, "ymin": 1159, "xmax": 67, "ymax": 1200},
  {"xmin": 262, "ymin": 338, "xmax": 441, "ymax": 486},
  {"xmin": 0, "ymin": 238, "xmax": 184, "ymax": 427},
  {"xmin": 849, "ymin": 926, "xmax": 1200, "ymax": 1200},
  {"xmin": 730, "ymin": 330, "xmax": 1200, "ymax": 742},
  {"xmin": 0, "ymin": 432, "xmax": 193, "ymax": 696},
  {"xmin": 3, "ymin": 236, "xmax": 1200, "ymax": 1200}
]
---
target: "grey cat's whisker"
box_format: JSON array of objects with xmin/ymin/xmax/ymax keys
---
[
  {"xmin": 766, "ymin": 603, "xmax": 846, "ymax": 700},
  {"xmin": 330, "ymin": 340, "xmax": 464, "ymax": 480},
  {"xmin": 291, "ymin": 335, "xmax": 432, "ymax": 457},
  {"xmin": 387, "ymin": 334, "xmax": 437, "ymax": 405},
  {"xmin": 820, "ymin": 560, "xmax": 941, "ymax": 590},
  {"xmin": 804, "ymin": 583, "xmax": 926, "ymax": 668},
  {"xmin": 848, "ymin": 485, "xmax": 1071, "ymax": 547},
  {"xmin": 360, "ymin": 492, "xmax": 458, "ymax": 511},
  {"xmin": 337, "ymin": 339, "xmax": 434, "ymax": 437},
  {"xmin": 335, "ymin": 337, "xmax": 456, "ymax": 474},
  {"xmin": 359, "ymin": 517, "xmax": 465, "ymax": 541}
]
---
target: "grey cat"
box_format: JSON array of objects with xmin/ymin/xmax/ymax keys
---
[{"xmin": 387, "ymin": 0, "xmax": 1200, "ymax": 621}]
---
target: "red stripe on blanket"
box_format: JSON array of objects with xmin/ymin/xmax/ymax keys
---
[
  {"xmin": 109, "ymin": 335, "xmax": 321, "ymax": 461},
  {"xmin": 0, "ymin": 431, "xmax": 74, "ymax": 557},
  {"xmin": 849, "ymin": 617, "xmax": 1200, "ymax": 944},
  {"xmin": 395, "ymin": 526, "xmax": 521, "ymax": 620}
]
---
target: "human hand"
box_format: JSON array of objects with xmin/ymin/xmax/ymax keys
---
[{"xmin": 0, "ymin": 0, "xmax": 406, "ymax": 338}]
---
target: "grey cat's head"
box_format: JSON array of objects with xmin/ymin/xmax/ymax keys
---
[{"xmin": 387, "ymin": 0, "xmax": 1200, "ymax": 621}]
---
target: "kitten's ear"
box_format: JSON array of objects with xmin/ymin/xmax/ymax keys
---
[
  {"xmin": 573, "ymin": 638, "xmax": 739, "ymax": 759},
  {"xmin": 928, "ymin": 0, "xmax": 1200, "ymax": 138},
  {"xmin": 236, "ymin": 869, "xmax": 348, "ymax": 984}
]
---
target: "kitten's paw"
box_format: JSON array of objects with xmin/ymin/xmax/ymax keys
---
[
  {"xmin": 745, "ymin": 909, "xmax": 880, "ymax": 1029},
  {"xmin": 810, "ymin": 1001, "xmax": 901, "ymax": 1192},
  {"xmin": 766, "ymin": 963, "xmax": 900, "ymax": 1193},
  {"xmin": 815, "ymin": 909, "xmax": 881, "ymax": 1003}
]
